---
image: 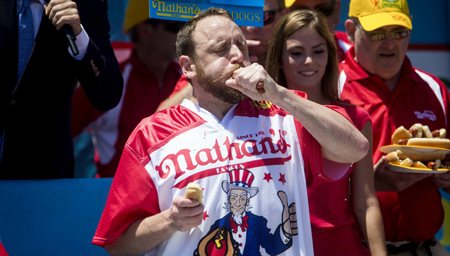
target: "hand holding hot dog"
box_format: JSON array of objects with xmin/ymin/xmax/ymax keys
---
[
  {"xmin": 226, "ymin": 63, "xmax": 276, "ymax": 101},
  {"xmin": 167, "ymin": 196, "xmax": 204, "ymax": 232}
]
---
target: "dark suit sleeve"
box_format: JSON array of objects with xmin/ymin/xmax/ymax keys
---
[
  {"xmin": 258, "ymin": 221, "xmax": 292, "ymax": 255},
  {"xmin": 75, "ymin": 0, "xmax": 123, "ymax": 111}
]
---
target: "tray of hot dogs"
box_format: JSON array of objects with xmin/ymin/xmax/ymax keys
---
[{"xmin": 379, "ymin": 123, "xmax": 450, "ymax": 173}]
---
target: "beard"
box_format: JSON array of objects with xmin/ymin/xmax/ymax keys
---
[
  {"xmin": 232, "ymin": 212, "xmax": 245, "ymax": 225},
  {"xmin": 195, "ymin": 61, "xmax": 247, "ymax": 104}
]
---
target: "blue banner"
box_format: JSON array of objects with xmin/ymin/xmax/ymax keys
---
[{"xmin": 149, "ymin": 0, "xmax": 264, "ymax": 27}]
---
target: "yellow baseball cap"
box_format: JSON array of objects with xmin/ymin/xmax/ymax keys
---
[
  {"xmin": 123, "ymin": 0, "xmax": 150, "ymax": 34},
  {"xmin": 349, "ymin": 0, "xmax": 412, "ymax": 31},
  {"xmin": 285, "ymin": 0, "xmax": 296, "ymax": 8}
]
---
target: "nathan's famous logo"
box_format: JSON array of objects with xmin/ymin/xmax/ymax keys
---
[
  {"xmin": 151, "ymin": 0, "xmax": 261, "ymax": 23},
  {"xmin": 152, "ymin": 0, "xmax": 202, "ymax": 19},
  {"xmin": 414, "ymin": 110, "xmax": 437, "ymax": 121},
  {"xmin": 155, "ymin": 132, "xmax": 290, "ymax": 180}
]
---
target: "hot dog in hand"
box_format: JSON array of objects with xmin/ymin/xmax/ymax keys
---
[{"xmin": 185, "ymin": 183, "xmax": 203, "ymax": 204}]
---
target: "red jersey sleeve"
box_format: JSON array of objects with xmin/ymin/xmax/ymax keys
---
[
  {"xmin": 92, "ymin": 145, "xmax": 160, "ymax": 247},
  {"xmin": 92, "ymin": 105, "xmax": 206, "ymax": 247}
]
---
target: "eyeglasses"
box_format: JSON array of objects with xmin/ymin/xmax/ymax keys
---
[
  {"xmin": 263, "ymin": 9, "xmax": 284, "ymax": 26},
  {"xmin": 364, "ymin": 29, "xmax": 411, "ymax": 42}
]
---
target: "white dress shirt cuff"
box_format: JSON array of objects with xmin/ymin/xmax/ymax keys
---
[
  {"xmin": 280, "ymin": 226, "xmax": 291, "ymax": 244},
  {"xmin": 69, "ymin": 24, "xmax": 89, "ymax": 60}
]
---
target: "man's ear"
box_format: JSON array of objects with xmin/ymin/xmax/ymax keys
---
[
  {"xmin": 345, "ymin": 19, "xmax": 356, "ymax": 44},
  {"xmin": 179, "ymin": 55, "xmax": 196, "ymax": 80}
]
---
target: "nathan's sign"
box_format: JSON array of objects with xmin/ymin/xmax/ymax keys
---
[
  {"xmin": 150, "ymin": 0, "xmax": 264, "ymax": 27},
  {"xmin": 155, "ymin": 134, "xmax": 290, "ymax": 180}
]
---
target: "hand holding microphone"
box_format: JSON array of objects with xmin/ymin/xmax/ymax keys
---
[{"xmin": 44, "ymin": 0, "xmax": 80, "ymax": 56}]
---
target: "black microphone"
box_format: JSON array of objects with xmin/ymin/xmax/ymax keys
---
[
  {"xmin": 45, "ymin": 0, "xmax": 79, "ymax": 56},
  {"xmin": 63, "ymin": 24, "xmax": 79, "ymax": 56}
]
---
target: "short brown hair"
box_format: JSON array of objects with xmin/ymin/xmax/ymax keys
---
[
  {"xmin": 176, "ymin": 7, "xmax": 232, "ymax": 60},
  {"xmin": 266, "ymin": 9, "xmax": 341, "ymax": 102}
]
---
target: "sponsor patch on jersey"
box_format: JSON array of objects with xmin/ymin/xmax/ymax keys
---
[{"xmin": 414, "ymin": 110, "xmax": 437, "ymax": 121}]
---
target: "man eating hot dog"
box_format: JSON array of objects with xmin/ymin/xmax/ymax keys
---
[
  {"xmin": 91, "ymin": 7, "xmax": 368, "ymax": 256},
  {"xmin": 339, "ymin": 0, "xmax": 450, "ymax": 254}
]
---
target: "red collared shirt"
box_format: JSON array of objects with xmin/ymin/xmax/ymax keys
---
[
  {"xmin": 72, "ymin": 50, "xmax": 182, "ymax": 177},
  {"xmin": 334, "ymin": 31, "xmax": 352, "ymax": 62},
  {"xmin": 338, "ymin": 47, "xmax": 450, "ymax": 242}
]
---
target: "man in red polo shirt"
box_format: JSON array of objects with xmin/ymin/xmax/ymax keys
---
[
  {"xmin": 71, "ymin": 0, "xmax": 183, "ymax": 177},
  {"xmin": 339, "ymin": 0, "xmax": 450, "ymax": 255}
]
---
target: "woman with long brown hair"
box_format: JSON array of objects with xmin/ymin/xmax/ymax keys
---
[{"xmin": 266, "ymin": 9, "xmax": 387, "ymax": 256}]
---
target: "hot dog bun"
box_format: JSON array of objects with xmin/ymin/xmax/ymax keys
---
[
  {"xmin": 409, "ymin": 123, "xmax": 423, "ymax": 138},
  {"xmin": 422, "ymin": 125, "xmax": 433, "ymax": 138},
  {"xmin": 392, "ymin": 126, "xmax": 412, "ymax": 144},
  {"xmin": 386, "ymin": 151, "xmax": 400, "ymax": 165},
  {"xmin": 400, "ymin": 158, "xmax": 414, "ymax": 167},
  {"xmin": 385, "ymin": 148, "xmax": 448, "ymax": 170},
  {"xmin": 439, "ymin": 128, "xmax": 447, "ymax": 138},
  {"xmin": 185, "ymin": 183, "xmax": 203, "ymax": 204},
  {"xmin": 395, "ymin": 148, "xmax": 446, "ymax": 162},
  {"xmin": 386, "ymin": 124, "xmax": 450, "ymax": 169},
  {"xmin": 413, "ymin": 161, "xmax": 427, "ymax": 168},
  {"xmin": 406, "ymin": 138, "xmax": 450, "ymax": 149}
]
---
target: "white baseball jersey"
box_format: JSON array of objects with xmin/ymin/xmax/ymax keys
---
[{"xmin": 93, "ymin": 91, "xmax": 350, "ymax": 256}]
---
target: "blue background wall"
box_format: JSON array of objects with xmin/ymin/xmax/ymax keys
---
[{"xmin": 109, "ymin": 0, "xmax": 450, "ymax": 45}]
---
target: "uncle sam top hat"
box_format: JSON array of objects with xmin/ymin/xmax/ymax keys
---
[{"xmin": 222, "ymin": 169, "xmax": 259, "ymax": 198}]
